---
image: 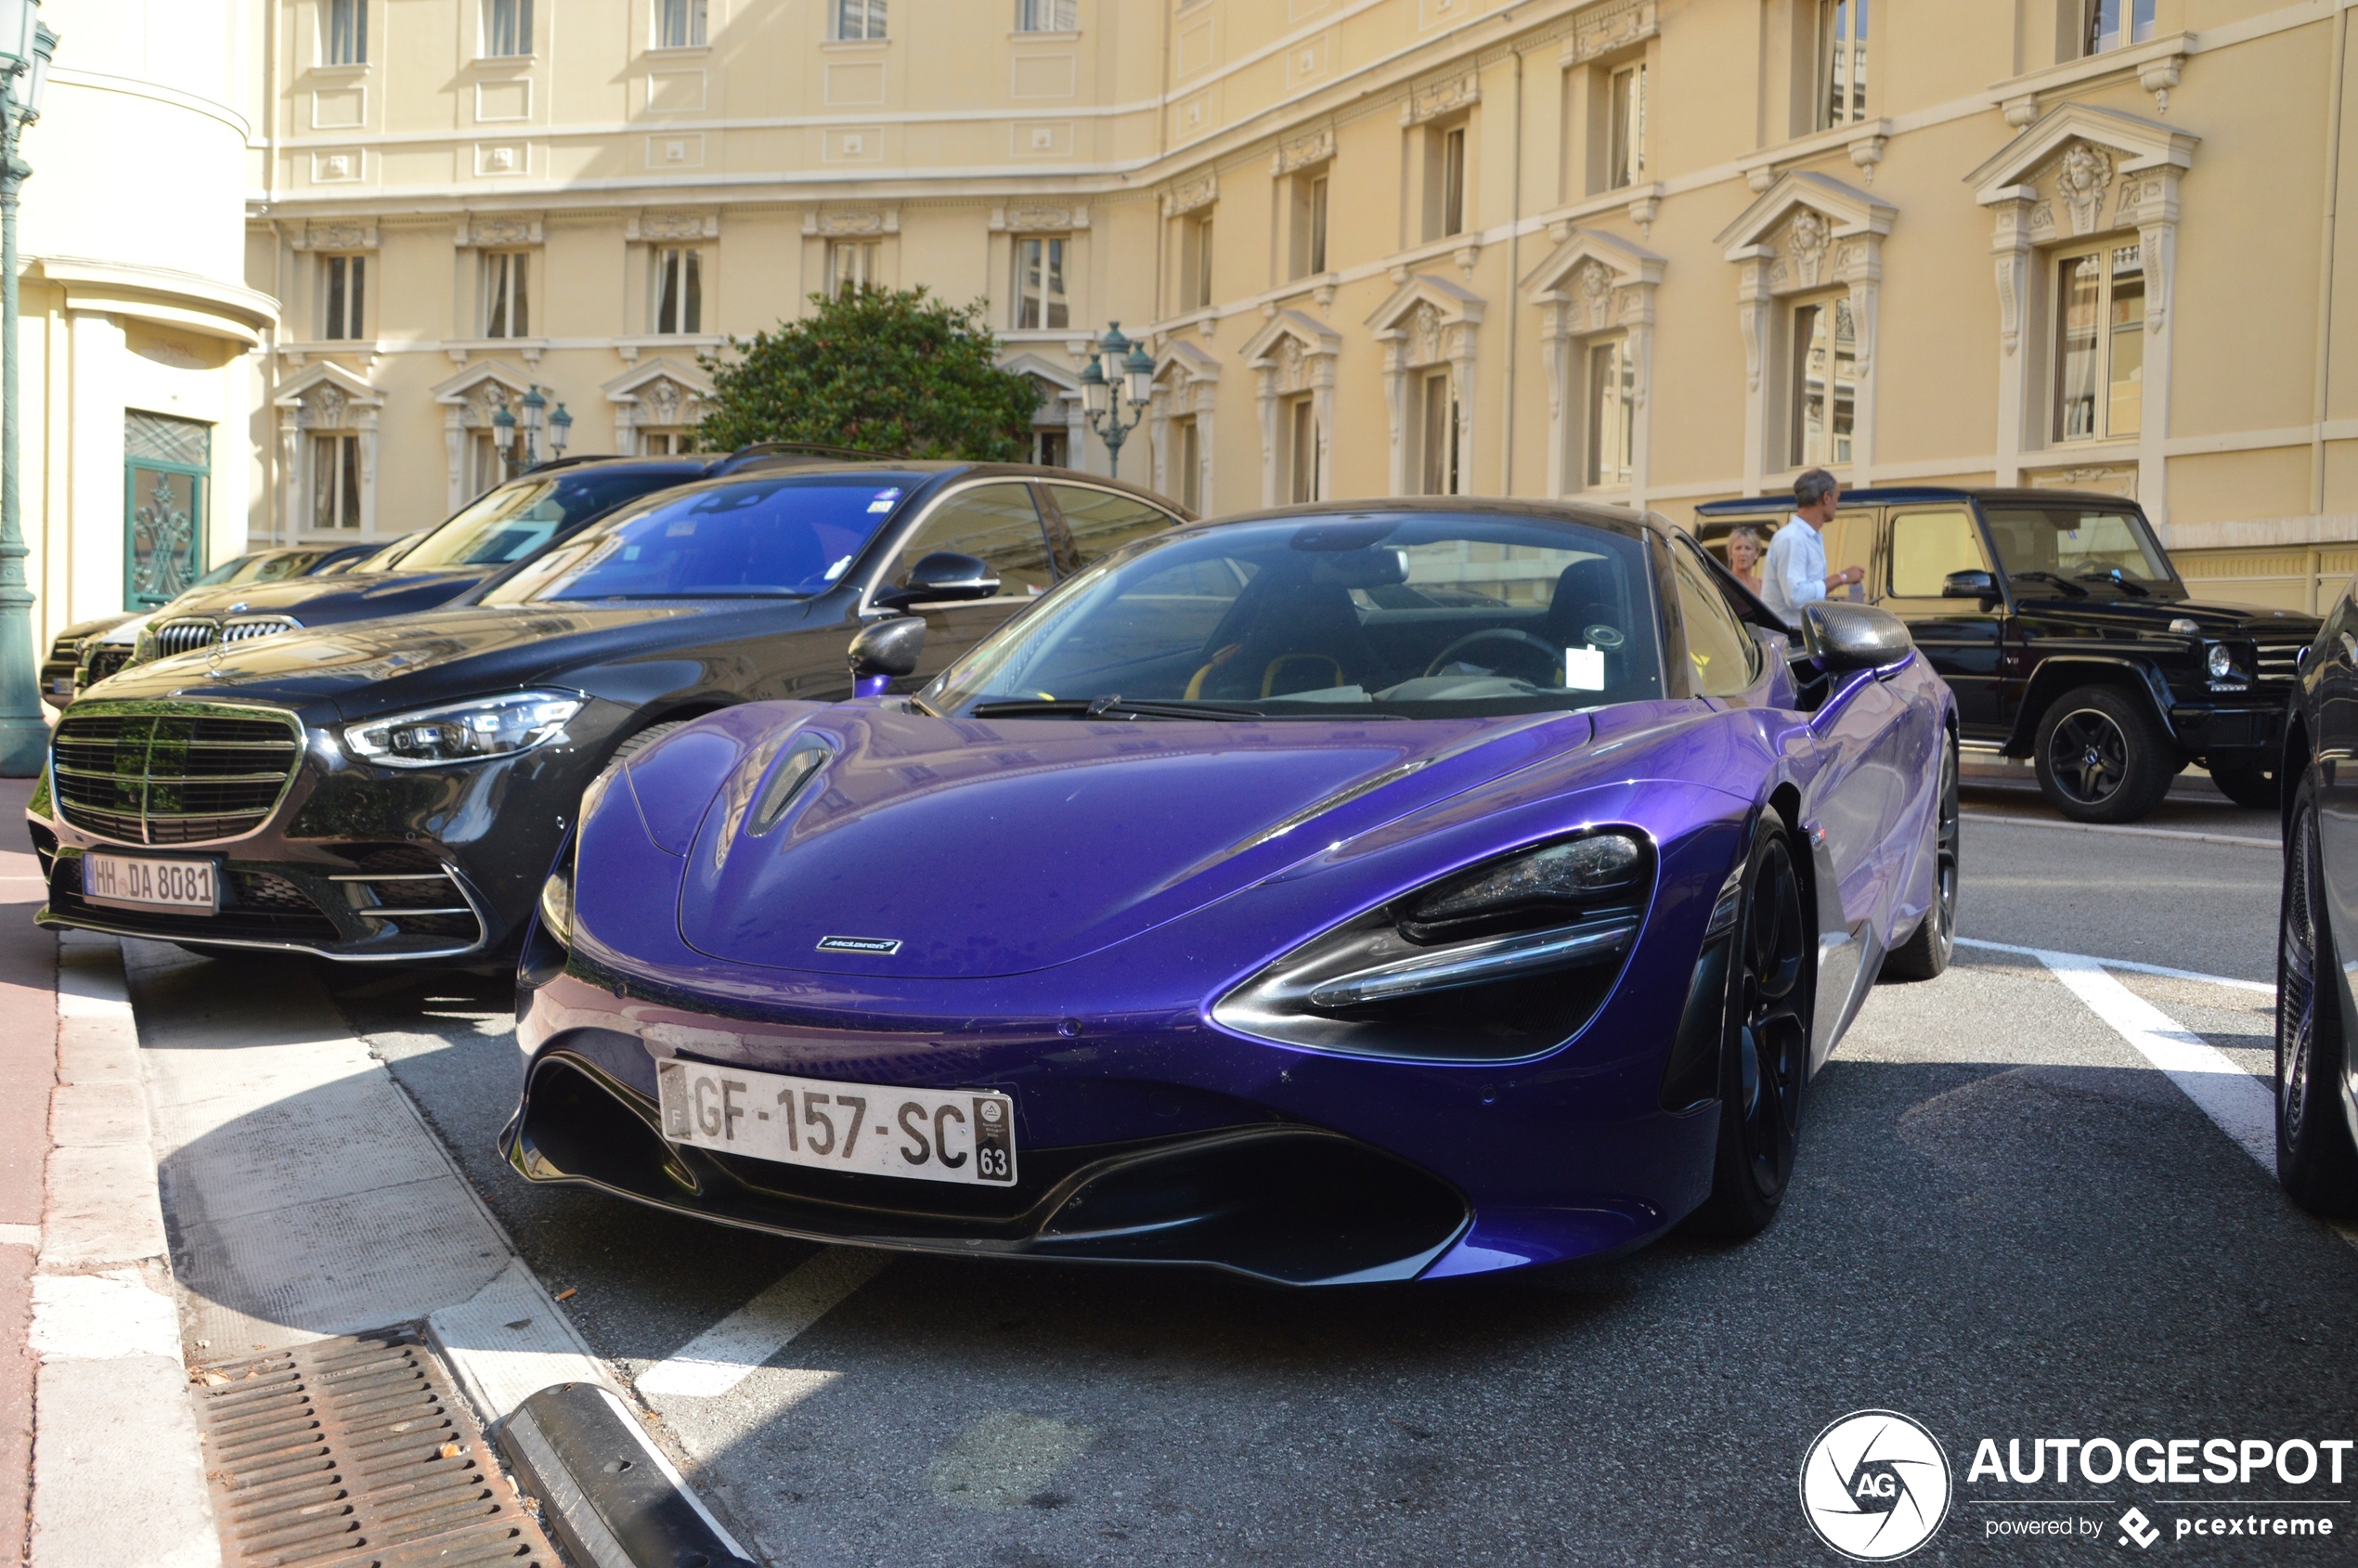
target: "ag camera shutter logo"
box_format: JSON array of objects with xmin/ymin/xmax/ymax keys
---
[{"xmin": 1800, "ymin": 1409, "xmax": 1953, "ymax": 1561}]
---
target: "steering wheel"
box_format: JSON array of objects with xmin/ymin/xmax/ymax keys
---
[{"xmin": 1424, "ymin": 628, "xmax": 1565, "ymax": 685}]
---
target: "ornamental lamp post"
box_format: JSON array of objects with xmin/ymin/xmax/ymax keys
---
[
  {"xmin": 491, "ymin": 403, "xmax": 518, "ymax": 470},
  {"xmin": 548, "ymin": 401, "xmax": 572, "ymax": 457},
  {"xmin": 1078, "ymin": 322, "xmax": 1153, "ymax": 480},
  {"xmin": 0, "ymin": 3, "xmax": 53, "ymax": 776}
]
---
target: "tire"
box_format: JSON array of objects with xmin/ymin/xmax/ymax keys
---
[
  {"xmin": 1696, "ymin": 815, "xmax": 1814, "ymax": 1238},
  {"xmin": 2032, "ymin": 684, "xmax": 2178, "ymax": 823},
  {"xmin": 2208, "ymin": 758, "xmax": 2283, "ymax": 811},
  {"xmin": 1883, "ymin": 731, "xmax": 1959, "ymax": 982},
  {"xmin": 606, "ymin": 719, "xmax": 691, "ymax": 770},
  {"xmin": 2275, "ymin": 774, "xmax": 2358, "ymax": 1217}
]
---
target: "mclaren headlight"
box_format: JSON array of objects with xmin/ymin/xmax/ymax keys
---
[
  {"xmin": 344, "ymin": 691, "xmax": 583, "ymax": 769},
  {"xmin": 1212, "ymin": 830, "xmax": 1653, "ymax": 1062}
]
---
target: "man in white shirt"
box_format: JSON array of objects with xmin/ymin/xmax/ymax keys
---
[{"xmin": 1760, "ymin": 467, "xmax": 1865, "ymax": 628}]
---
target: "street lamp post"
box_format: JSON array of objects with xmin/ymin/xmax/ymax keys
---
[
  {"xmin": 1078, "ymin": 322, "xmax": 1155, "ymax": 479},
  {"xmin": 0, "ymin": 4, "xmax": 52, "ymax": 775},
  {"xmin": 490, "ymin": 385, "xmax": 572, "ymax": 478}
]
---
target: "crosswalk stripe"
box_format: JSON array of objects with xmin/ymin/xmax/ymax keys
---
[
  {"xmin": 1956, "ymin": 936, "xmax": 2274, "ymax": 996},
  {"xmin": 636, "ymin": 1248, "xmax": 887, "ymax": 1401}
]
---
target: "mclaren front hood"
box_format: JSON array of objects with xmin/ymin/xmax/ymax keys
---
[{"xmin": 674, "ymin": 706, "xmax": 1594, "ymax": 980}]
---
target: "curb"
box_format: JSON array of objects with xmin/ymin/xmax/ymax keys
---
[{"xmin": 499, "ymin": 1382, "xmax": 760, "ymax": 1568}]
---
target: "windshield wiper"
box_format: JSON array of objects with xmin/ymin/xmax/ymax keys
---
[
  {"xmin": 2074, "ymin": 569, "xmax": 2150, "ymax": 597},
  {"xmin": 967, "ymin": 695, "xmax": 1400, "ymax": 722},
  {"xmin": 2009, "ymin": 570, "xmax": 2090, "ymax": 599}
]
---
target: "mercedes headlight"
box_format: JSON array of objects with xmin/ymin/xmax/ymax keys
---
[
  {"xmin": 1212, "ymin": 830, "xmax": 1653, "ymax": 1062},
  {"xmin": 344, "ymin": 691, "xmax": 584, "ymax": 768},
  {"xmin": 2206, "ymin": 643, "xmax": 2238, "ymax": 680}
]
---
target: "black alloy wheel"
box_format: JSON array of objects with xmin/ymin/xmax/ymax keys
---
[
  {"xmin": 2208, "ymin": 758, "xmax": 2283, "ymax": 811},
  {"xmin": 1883, "ymin": 732, "xmax": 1959, "ymax": 981},
  {"xmin": 2275, "ymin": 774, "xmax": 2358, "ymax": 1217},
  {"xmin": 1699, "ymin": 817, "xmax": 1813, "ymax": 1238},
  {"xmin": 2032, "ymin": 683, "xmax": 2176, "ymax": 823}
]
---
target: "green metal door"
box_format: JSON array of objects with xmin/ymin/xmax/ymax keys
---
[{"xmin": 124, "ymin": 411, "xmax": 210, "ymax": 610}]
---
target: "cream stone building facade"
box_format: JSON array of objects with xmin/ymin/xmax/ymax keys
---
[
  {"xmin": 244, "ymin": 0, "xmax": 2358, "ymax": 611},
  {"xmin": 20, "ymin": 0, "xmax": 272, "ymax": 655}
]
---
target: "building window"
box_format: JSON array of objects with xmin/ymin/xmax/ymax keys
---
[
  {"xmin": 313, "ymin": 434, "xmax": 362, "ymax": 530},
  {"xmin": 1819, "ymin": 0, "xmax": 1867, "ymax": 129},
  {"xmin": 321, "ymin": 254, "xmax": 367, "ymax": 341},
  {"xmin": 1017, "ymin": 0, "xmax": 1077, "ymax": 30},
  {"xmin": 486, "ymin": 0, "xmax": 533, "ymax": 56},
  {"xmin": 1288, "ymin": 168, "xmax": 1329, "ymax": 280},
  {"xmin": 469, "ymin": 430, "xmax": 506, "ymax": 498},
  {"xmin": 1174, "ymin": 417, "xmax": 1201, "ymax": 512},
  {"xmin": 657, "ymin": 0, "xmax": 706, "ymax": 47},
  {"xmin": 642, "ymin": 430, "xmax": 696, "ymax": 455},
  {"xmin": 1177, "ymin": 213, "xmax": 1213, "ymax": 312},
  {"xmin": 325, "ymin": 0, "xmax": 367, "ymax": 65},
  {"xmin": 483, "ymin": 251, "xmax": 530, "ymax": 338},
  {"xmin": 653, "ymin": 246, "xmax": 703, "ymax": 334},
  {"xmin": 835, "ymin": 0, "xmax": 887, "ymax": 41},
  {"xmin": 1423, "ymin": 122, "xmax": 1468, "ymax": 242},
  {"xmin": 124, "ymin": 412, "xmax": 210, "ymax": 610},
  {"xmin": 2084, "ymin": 0, "xmax": 2156, "ymax": 55},
  {"xmin": 1606, "ymin": 63, "xmax": 1645, "ymax": 189},
  {"xmin": 1031, "ymin": 427, "xmax": 1069, "ymax": 467},
  {"xmin": 1284, "ymin": 395, "xmax": 1320, "ymax": 504},
  {"xmin": 2053, "ymin": 243, "xmax": 2144, "ymax": 444},
  {"xmin": 1416, "ymin": 370, "xmax": 1458, "ymax": 496},
  {"xmin": 829, "ymin": 239, "xmax": 881, "ymax": 296},
  {"xmin": 1013, "ymin": 236, "xmax": 1069, "ymax": 330},
  {"xmin": 1788, "ymin": 295, "xmax": 1857, "ymax": 468},
  {"xmin": 1586, "ymin": 336, "xmax": 1635, "ymax": 489}
]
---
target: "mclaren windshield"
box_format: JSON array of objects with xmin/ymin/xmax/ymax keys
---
[
  {"xmin": 1981, "ymin": 503, "xmax": 2183, "ymax": 601},
  {"xmin": 924, "ymin": 512, "xmax": 1666, "ymax": 719},
  {"xmin": 480, "ymin": 473, "xmax": 923, "ymax": 603}
]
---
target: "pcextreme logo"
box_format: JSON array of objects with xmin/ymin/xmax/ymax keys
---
[{"xmin": 1801, "ymin": 1410, "xmax": 1955, "ymax": 1562}]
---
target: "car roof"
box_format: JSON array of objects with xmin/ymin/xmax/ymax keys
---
[
  {"xmin": 1182, "ymin": 494, "xmax": 1659, "ymax": 541},
  {"xmin": 587, "ymin": 460, "xmax": 1192, "ymax": 517},
  {"xmin": 1693, "ymin": 486, "xmax": 2146, "ymax": 515}
]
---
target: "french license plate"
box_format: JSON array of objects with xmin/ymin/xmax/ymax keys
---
[
  {"xmin": 655, "ymin": 1059, "xmax": 1016, "ymax": 1186},
  {"xmin": 82, "ymin": 852, "xmax": 217, "ymax": 914}
]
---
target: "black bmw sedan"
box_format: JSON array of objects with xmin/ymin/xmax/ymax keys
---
[
  {"xmin": 27, "ymin": 462, "xmax": 1183, "ymax": 965},
  {"xmin": 2274, "ymin": 599, "xmax": 2358, "ymax": 1217}
]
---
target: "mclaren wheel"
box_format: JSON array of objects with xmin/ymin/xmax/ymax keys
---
[
  {"xmin": 1698, "ymin": 815, "xmax": 1813, "ymax": 1238},
  {"xmin": 2033, "ymin": 685, "xmax": 2178, "ymax": 823},
  {"xmin": 1883, "ymin": 732, "xmax": 1959, "ymax": 981},
  {"xmin": 2276, "ymin": 772, "xmax": 2358, "ymax": 1217}
]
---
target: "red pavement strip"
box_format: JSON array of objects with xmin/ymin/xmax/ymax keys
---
[{"xmin": 0, "ymin": 775, "xmax": 56, "ymax": 1568}]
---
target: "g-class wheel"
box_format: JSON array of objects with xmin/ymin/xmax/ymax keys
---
[{"xmin": 2032, "ymin": 684, "xmax": 2177, "ymax": 823}]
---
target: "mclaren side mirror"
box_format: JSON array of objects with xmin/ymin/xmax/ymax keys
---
[
  {"xmin": 1802, "ymin": 602, "xmax": 1914, "ymax": 673},
  {"xmin": 872, "ymin": 551, "xmax": 999, "ymax": 611},
  {"xmin": 1942, "ymin": 568, "xmax": 1999, "ymax": 603},
  {"xmin": 848, "ymin": 616, "xmax": 926, "ymax": 698}
]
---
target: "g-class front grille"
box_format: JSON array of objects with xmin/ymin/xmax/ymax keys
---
[
  {"xmin": 51, "ymin": 703, "xmax": 302, "ymax": 845},
  {"xmin": 2255, "ymin": 640, "xmax": 2309, "ymax": 687}
]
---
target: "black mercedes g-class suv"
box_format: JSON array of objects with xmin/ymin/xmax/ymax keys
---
[{"xmin": 1694, "ymin": 487, "xmax": 2318, "ymax": 822}]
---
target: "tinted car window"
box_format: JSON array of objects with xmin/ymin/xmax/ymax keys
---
[
  {"xmin": 927, "ymin": 512, "xmax": 1664, "ymax": 717},
  {"xmin": 189, "ymin": 553, "xmax": 260, "ymax": 589},
  {"xmin": 1887, "ymin": 509, "xmax": 1988, "ymax": 599},
  {"xmin": 1981, "ymin": 503, "xmax": 2180, "ymax": 598},
  {"xmin": 365, "ymin": 470, "xmax": 686, "ymax": 574},
  {"xmin": 482, "ymin": 474, "xmax": 916, "ymax": 603},
  {"xmin": 887, "ymin": 484, "xmax": 1056, "ymax": 598},
  {"xmin": 1046, "ymin": 486, "xmax": 1174, "ymax": 571},
  {"xmin": 1671, "ymin": 540, "xmax": 1760, "ymax": 698}
]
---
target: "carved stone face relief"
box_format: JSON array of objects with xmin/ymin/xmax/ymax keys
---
[
  {"xmin": 641, "ymin": 378, "xmax": 687, "ymax": 424},
  {"xmin": 1278, "ymin": 335, "xmax": 1306, "ymax": 391},
  {"xmin": 1785, "ymin": 210, "xmax": 1832, "ymax": 290},
  {"xmin": 466, "ymin": 382, "xmax": 512, "ymax": 427},
  {"xmin": 304, "ymin": 383, "xmax": 349, "ymax": 431},
  {"xmin": 2053, "ymin": 143, "xmax": 2115, "ymax": 237},
  {"xmin": 1409, "ymin": 301, "xmax": 1442, "ymax": 366},
  {"xmin": 1575, "ymin": 260, "xmax": 1614, "ymax": 331}
]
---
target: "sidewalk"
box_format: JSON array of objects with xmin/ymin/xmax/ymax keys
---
[{"xmin": 1, "ymin": 776, "xmax": 54, "ymax": 1567}]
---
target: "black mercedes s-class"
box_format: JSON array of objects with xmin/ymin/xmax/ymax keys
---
[{"xmin": 26, "ymin": 461, "xmax": 1184, "ymax": 965}]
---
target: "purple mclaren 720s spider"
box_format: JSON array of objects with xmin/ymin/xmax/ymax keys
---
[{"xmin": 501, "ymin": 499, "xmax": 1958, "ymax": 1286}]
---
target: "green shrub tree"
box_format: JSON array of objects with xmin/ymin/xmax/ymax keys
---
[{"xmin": 697, "ymin": 286, "xmax": 1043, "ymax": 460}]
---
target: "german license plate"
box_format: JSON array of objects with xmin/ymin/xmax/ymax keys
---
[
  {"xmin": 82, "ymin": 852, "xmax": 217, "ymax": 914},
  {"xmin": 655, "ymin": 1059, "xmax": 1016, "ymax": 1186}
]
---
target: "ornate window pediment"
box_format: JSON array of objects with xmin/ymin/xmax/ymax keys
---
[
  {"xmin": 1716, "ymin": 171, "xmax": 1894, "ymax": 292},
  {"xmin": 273, "ymin": 362, "xmax": 384, "ymax": 431},
  {"xmin": 1523, "ymin": 227, "xmax": 1665, "ymax": 333},
  {"xmin": 1968, "ymin": 103, "xmax": 2198, "ymax": 215},
  {"xmin": 1366, "ymin": 273, "xmax": 1483, "ymax": 368},
  {"xmin": 432, "ymin": 359, "xmax": 536, "ymax": 426},
  {"xmin": 1241, "ymin": 309, "xmax": 1341, "ymax": 395},
  {"xmin": 1151, "ymin": 339, "xmax": 1221, "ymax": 412}
]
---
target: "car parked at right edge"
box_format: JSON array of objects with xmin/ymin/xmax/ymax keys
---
[
  {"xmin": 1695, "ymin": 487, "xmax": 2318, "ymax": 822},
  {"xmin": 2273, "ymin": 590, "xmax": 2358, "ymax": 1218}
]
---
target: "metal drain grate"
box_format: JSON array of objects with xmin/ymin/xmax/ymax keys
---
[{"xmin": 188, "ymin": 1327, "xmax": 561, "ymax": 1568}]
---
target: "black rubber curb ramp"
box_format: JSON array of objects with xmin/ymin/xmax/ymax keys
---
[{"xmin": 498, "ymin": 1381, "xmax": 760, "ymax": 1568}]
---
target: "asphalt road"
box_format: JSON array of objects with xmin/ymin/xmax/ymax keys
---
[{"xmin": 260, "ymin": 781, "xmax": 2355, "ymax": 1566}]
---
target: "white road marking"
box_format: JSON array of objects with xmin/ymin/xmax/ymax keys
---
[
  {"xmin": 2028, "ymin": 949, "xmax": 2279, "ymax": 1169},
  {"xmin": 0, "ymin": 1224, "xmax": 36, "ymax": 1247},
  {"xmin": 1961, "ymin": 812, "xmax": 2276, "ymax": 850},
  {"xmin": 636, "ymin": 1248, "xmax": 887, "ymax": 1400},
  {"xmin": 1956, "ymin": 937, "xmax": 2274, "ymax": 996}
]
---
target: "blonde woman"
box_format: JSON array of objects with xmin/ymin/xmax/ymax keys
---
[{"xmin": 1724, "ymin": 526, "xmax": 1766, "ymax": 597}]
